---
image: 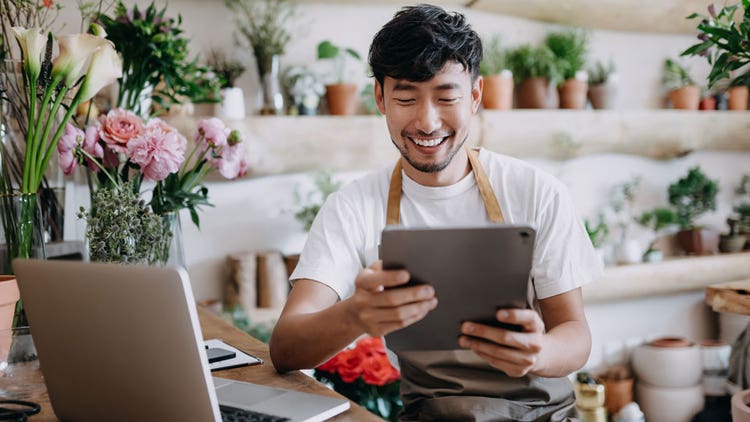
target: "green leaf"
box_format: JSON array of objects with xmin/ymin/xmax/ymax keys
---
[
  {"xmin": 317, "ymin": 40, "xmax": 339, "ymax": 59},
  {"xmin": 345, "ymin": 48, "xmax": 361, "ymax": 60},
  {"xmin": 680, "ymin": 41, "xmax": 712, "ymax": 57}
]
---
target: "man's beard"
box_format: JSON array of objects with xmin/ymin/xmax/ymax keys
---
[{"xmin": 392, "ymin": 132, "xmax": 468, "ymax": 173}]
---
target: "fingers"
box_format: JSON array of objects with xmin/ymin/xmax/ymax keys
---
[
  {"xmin": 457, "ymin": 336, "xmax": 539, "ymax": 377},
  {"xmin": 459, "ymin": 310, "xmax": 544, "ymax": 352},
  {"xmin": 496, "ymin": 309, "xmax": 545, "ymax": 333},
  {"xmin": 359, "ymin": 297, "xmax": 438, "ymax": 337},
  {"xmin": 355, "ymin": 260, "xmax": 410, "ymax": 292}
]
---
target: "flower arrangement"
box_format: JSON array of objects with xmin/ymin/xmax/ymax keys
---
[
  {"xmin": 59, "ymin": 110, "xmax": 248, "ymax": 263},
  {"xmin": 314, "ymin": 337, "xmax": 402, "ymax": 421},
  {"xmin": 97, "ymin": 1, "xmax": 219, "ymax": 116}
]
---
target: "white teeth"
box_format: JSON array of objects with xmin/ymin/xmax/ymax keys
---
[{"xmin": 412, "ymin": 137, "xmax": 444, "ymax": 147}]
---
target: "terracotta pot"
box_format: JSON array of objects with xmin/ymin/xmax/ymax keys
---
[
  {"xmin": 517, "ymin": 77, "xmax": 558, "ymax": 109},
  {"xmin": 0, "ymin": 276, "xmax": 19, "ymax": 362},
  {"xmin": 481, "ymin": 73, "xmax": 513, "ymax": 110},
  {"xmin": 668, "ymin": 85, "xmax": 700, "ymax": 110},
  {"xmin": 587, "ymin": 83, "xmax": 616, "ymax": 109},
  {"xmin": 676, "ymin": 228, "xmax": 720, "ymax": 255},
  {"xmin": 325, "ymin": 83, "xmax": 358, "ymax": 115},
  {"xmin": 558, "ymin": 79, "xmax": 588, "ymax": 109},
  {"xmin": 728, "ymin": 85, "xmax": 749, "ymax": 111},
  {"xmin": 699, "ymin": 96, "xmax": 716, "ymax": 110},
  {"xmin": 602, "ymin": 377, "xmax": 634, "ymax": 416}
]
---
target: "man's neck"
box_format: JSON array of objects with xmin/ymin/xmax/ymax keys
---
[{"xmin": 401, "ymin": 148, "xmax": 472, "ymax": 187}]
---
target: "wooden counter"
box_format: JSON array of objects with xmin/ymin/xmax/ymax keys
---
[
  {"xmin": 18, "ymin": 306, "xmax": 379, "ymax": 421},
  {"xmin": 706, "ymin": 278, "xmax": 750, "ymax": 316}
]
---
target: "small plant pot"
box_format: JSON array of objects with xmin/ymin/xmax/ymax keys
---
[
  {"xmin": 587, "ymin": 83, "xmax": 616, "ymax": 110},
  {"xmin": 668, "ymin": 85, "xmax": 700, "ymax": 110},
  {"xmin": 325, "ymin": 83, "xmax": 358, "ymax": 115},
  {"xmin": 614, "ymin": 239, "xmax": 643, "ymax": 265},
  {"xmin": 481, "ymin": 72, "xmax": 513, "ymax": 110},
  {"xmin": 719, "ymin": 234, "xmax": 748, "ymax": 253},
  {"xmin": 517, "ymin": 77, "xmax": 558, "ymax": 109},
  {"xmin": 699, "ymin": 96, "xmax": 716, "ymax": 110},
  {"xmin": 558, "ymin": 79, "xmax": 588, "ymax": 109},
  {"xmin": 214, "ymin": 87, "xmax": 246, "ymax": 120},
  {"xmin": 676, "ymin": 228, "xmax": 720, "ymax": 255},
  {"xmin": 728, "ymin": 85, "xmax": 749, "ymax": 111}
]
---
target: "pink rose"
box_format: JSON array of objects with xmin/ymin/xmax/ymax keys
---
[
  {"xmin": 197, "ymin": 117, "xmax": 228, "ymax": 149},
  {"xmin": 146, "ymin": 118, "xmax": 188, "ymax": 152},
  {"xmin": 99, "ymin": 108, "xmax": 144, "ymax": 154},
  {"xmin": 127, "ymin": 123, "xmax": 185, "ymax": 181},
  {"xmin": 57, "ymin": 123, "xmax": 83, "ymax": 175}
]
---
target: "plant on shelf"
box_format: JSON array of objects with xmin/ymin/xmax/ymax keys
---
[
  {"xmin": 734, "ymin": 174, "xmax": 750, "ymax": 241},
  {"xmin": 506, "ymin": 44, "xmax": 561, "ymax": 108},
  {"xmin": 584, "ymin": 215, "xmax": 609, "ymax": 265},
  {"xmin": 668, "ymin": 166, "xmax": 719, "ymax": 254},
  {"xmin": 225, "ymin": 0, "xmax": 295, "ymax": 115},
  {"xmin": 318, "ymin": 40, "xmax": 362, "ymax": 115},
  {"xmin": 283, "ymin": 65, "xmax": 325, "ymax": 115},
  {"xmin": 479, "ymin": 35, "xmax": 513, "ymax": 110},
  {"xmin": 662, "ymin": 58, "xmax": 700, "ymax": 109},
  {"xmin": 314, "ymin": 337, "xmax": 402, "ymax": 421},
  {"xmin": 546, "ymin": 29, "xmax": 589, "ymax": 109},
  {"xmin": 206, "ymin": 48, "xmax": 248, "ymax": 120},
  {"xmin": 587, "ymin": 58, "xmax": 617, "ymax": 109},
  {"xmin": 607, "ymin": 177, "xmax": 644, "ymax": 264},
  {"xmin": 635, "ymin": 208, "xmax": 677, "ymax": 262},
  {"xmin": 98, "ymin": 1, "xmax": 219, "ymax": 117},
  {"xmin": 294, "ymin": 171, "xmax": 341, "ymax": 231}
]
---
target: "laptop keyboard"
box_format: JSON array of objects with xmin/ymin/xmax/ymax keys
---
[{"xmin": 220, "ymin": 404, "xmax": 291, "ymax": 422}]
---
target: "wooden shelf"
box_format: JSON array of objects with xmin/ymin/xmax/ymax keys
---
[{"xmin": 583, "ymin": 251, "xmax": 750, "ymax": 303}]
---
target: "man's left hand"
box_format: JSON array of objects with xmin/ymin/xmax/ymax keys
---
[{"xmin": 458, "ymin": 309, "xmax": 545, "ymax": 377}]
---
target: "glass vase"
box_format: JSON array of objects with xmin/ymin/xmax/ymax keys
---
[
  {"xmin": 0, "ymin": 327, "xmax": 42, "ymax": 403},
  {"xmin": 157, "ymin": 211, "xmax": 185, "ymax": 268},
  {"xmin": 257, "ymin": 54, "xmax": 285, "ymax": 115}
]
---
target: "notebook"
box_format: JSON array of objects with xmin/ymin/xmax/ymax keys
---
[{"xmin": 13, "ymin": 259, "xmax": 349, "ymax": 422}]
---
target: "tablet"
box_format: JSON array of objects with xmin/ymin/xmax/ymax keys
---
[{"xmin": 381, "ymin": 224, "xmax": 535, "ymax": 351}]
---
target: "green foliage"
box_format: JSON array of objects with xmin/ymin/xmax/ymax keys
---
[
  {"xmin": 682, "ymin": 2, "xmax": 750, "ymax": 88},
  {"xmin": 226, "ymin": 305, "xmax": 274, "ymax": 343},
  {"xmin": 735, "ymin": 174, "xmax": 750, "ymax": 217},
  {"xmin": 315, "ymin": 370, "xmax": 402, "ymax": 421},
  {"xmin": 545, "ymin": 30, "xmax": 589, "ymax": 81},
  {"xmin": 99, "ymin": 1, "xmax": 220, "ymax": 115},
  {"xmin": 479, "ymin": 36, "xmax": 507, "ymax": 76},
  {"xmin": 668, "ymin": 166, "xmax": 719, "ymax": 230},
  {"xmin": 205, "ymin": 48, "xmax": 246, "ymax": 88},
  {"xmin": 317, "ymin": 40, "xmax": 362, "ymax": 83},
  {"xmin": 636, "ymin": 207, "xmax": 678, "ymax": 251},
  {"xmin": 506, "ymin": 44, "xmax": 562, "ymax": 85},
  {"xmin": 225, "ymin": 0, "xmax": 295, "ymax": 76},
  {"xmin": 588, "ymin": 59, "xmax": 616, "ymax": 85},
  {"xmin": 584, "ymin": 217, "xmax": 609, "ymax": 248},
  {"xmin": 79, "ymin": 181, "xmax": 168, "ymax": 264},
  {"xmin": 662, "ymin": 58, "xmax": 696, "ymax": 90},
  {"xmin": 294, "ymin": 171, "xmax": 341, "ymax": 231}
]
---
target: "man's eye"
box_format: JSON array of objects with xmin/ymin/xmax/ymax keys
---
[
  {"xmin": 439, "ymin": 98, "xmax": 458, "ymax": 104},
  {"xmin": 395, "ymin": 98, "xmax": 415, "ymax": 104}
]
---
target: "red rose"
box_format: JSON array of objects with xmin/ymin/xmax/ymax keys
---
[
  {"xmin": 362, "ymin": 354, "xmax": 398, "ymax": 386},
  {"xmin": 336, "ymin": 348, "xmax": 364, "ymax": 383},
  {"xmin": 357, "ymin": 337, "xmax": 387, "ymax": 355},
  {"xmin": 317, "ymin": 354, "xmax": 340, "ymax": 373}
]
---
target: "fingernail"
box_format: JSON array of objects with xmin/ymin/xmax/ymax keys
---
[
  {"xmin": 422, "ymin": 286, "xmax": 434, "ymax": 296},
  {"xmin": 459, "ymin": 337, "xmax": 469, "ymax": 348},
  {"xmin": 497, "ymin": 310, "xmax": 508, "ymax": 319},
  {"xmin": 463, "ymin": 323, "xmax": 474, "ymax": 333}
]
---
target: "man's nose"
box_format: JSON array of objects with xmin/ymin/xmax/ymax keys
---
[{"xmin": 414, "ymin": 102, "xmax": 441, "ymax": 134}]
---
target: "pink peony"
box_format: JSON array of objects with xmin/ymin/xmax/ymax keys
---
[
  {"xmin": 99, "ymin": 108, "xmax": 144, "ymax": 154},
  {"xmin": 146, "ymin": 118, "xmax": 188, "ymax": 151},
  {"xmin": 57, "ymin": 123, "xmax": 83, "ymax": 175},
  {"xmin": 212, "ymin": 142, "xmax": 248, "ymax": 179},
  {"xmin": 197, "ymin": 117, "xmax": 229, "ymax": 149},
  {"xmin": 127, "ymin": 123, "xmax": 185, "ymax": 182},
  {"xmin": 82, "ymin": 125, "xmax": 104, "ymax": 172}
]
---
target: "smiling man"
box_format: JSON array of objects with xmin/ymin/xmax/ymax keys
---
[{"xmin": 270, "ymin": 4, "xmax": 601, "ymax": 421}]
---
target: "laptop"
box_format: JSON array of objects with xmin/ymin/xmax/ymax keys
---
[{"xmin": 13, "ymin": 259, "xmax": 350, "ymax": 422}]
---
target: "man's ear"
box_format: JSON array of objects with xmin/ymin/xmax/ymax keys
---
[
  {"xmin": 374, "ymin": 80, "xmax": 386, "ymax": 115},
  {"xmin": 472, "ymin": 76, "xmax": 483, "ymax": 113}
]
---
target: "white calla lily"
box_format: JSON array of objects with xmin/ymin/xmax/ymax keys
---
[
  {"xmin": 78, "ymin": 42, "xmax": 123, "ymax": 102},
  {"xmin": 52, "ymin": 34, "xmax": 110, "ymax": 88},
  {"xmin": 12, "ymin": 27, "xmax": 46, "ymax": 81}
]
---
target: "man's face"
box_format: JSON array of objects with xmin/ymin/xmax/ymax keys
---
[{"xmin": 375, "ymin": 62, "xmax": 482, "ymax": 174}]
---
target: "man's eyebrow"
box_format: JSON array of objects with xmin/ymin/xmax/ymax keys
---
[
  {"xmin": 391, "ymin": 82, "xmax": 462, "ymax": 91},
  {"xmin": 435, "ymin": 83, "xmax": 461, "ymax": 91}
]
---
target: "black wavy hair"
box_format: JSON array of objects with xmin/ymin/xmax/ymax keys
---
[{"xmin": 368, "ymin": 4, "xmax": 483, "ymax": 87}]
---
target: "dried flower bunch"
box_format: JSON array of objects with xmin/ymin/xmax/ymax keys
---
[{"xmin": 205, "ymin": 48, "xmax": 246, "ymax": 89}]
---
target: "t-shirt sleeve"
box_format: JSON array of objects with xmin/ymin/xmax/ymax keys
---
[
  {"xmin": 289, "ymin": 191, "xmax": 364, "ymax": 300},
  {"xmin": 531, "ymin": 183, "xmax": 603, "ymax": 299}
]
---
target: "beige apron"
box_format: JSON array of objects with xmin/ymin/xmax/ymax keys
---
[{"xmin": 386, "ymin": 147, "xmax": 578, "ymax": 421}]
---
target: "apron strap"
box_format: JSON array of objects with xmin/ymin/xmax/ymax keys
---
[{"xmin": 386, "ymin": 147, "xmax": 504, "ymax": 225}]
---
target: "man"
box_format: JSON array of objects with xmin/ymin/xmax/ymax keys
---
[{"xmin": 270, "ymin": 4, "xmax": 601, "ymax": 420}]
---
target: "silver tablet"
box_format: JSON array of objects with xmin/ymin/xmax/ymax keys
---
[{"xmin": 381, "ymin": 224, "xmax": 535, "ymax": 351}]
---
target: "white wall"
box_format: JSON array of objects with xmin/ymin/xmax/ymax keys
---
[{"xmin": 54, "ymin": 1, "xmax": 711, "ymax": 110}]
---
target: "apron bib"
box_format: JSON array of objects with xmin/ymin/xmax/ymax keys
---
[{"xmin": 386, "ymin": 147, "xmax": 578, "ymax": 422}]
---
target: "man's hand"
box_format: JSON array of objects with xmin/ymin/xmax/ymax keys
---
[
  {"xmin": 344, "ymin": 261, "xmax": 438, "ymax": 337},
  {"xmin": 458, "ymin": 309, "xmax": 545, "ymax": 377}
]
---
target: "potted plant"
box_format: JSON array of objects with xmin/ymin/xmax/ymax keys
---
[
  {"xmin": 317, "ymin": 40, "xmax": 362, "ymax": 115},
  {"xmin": 206, "ymin": 48, "xmax": 247, "ymax": 120},
  {"xmin": 225, "ymin": 0, "xmax": 296, "ymax": 115},
  {"xmin": 636, "ymin": 207, "xmax": 677, "ymax": 262},
  {"xmin": 668, "ymin": 166, "xmax": 720, "ymax": 255},
  {"xmin": 479, "ymin": 36, "xmax": 513, "ymax": 110},
  {"xmin": 662, "ymin": 58, "xmax": 700, "ymax": 110},
  {"xmin": 682, "ymin": 3, "xmax": 750, "ymax": 110},
  {"xmin": 733, "ymin": 174, "xmax": 750, "ymax": 248},
  {"xmin": 584, "ymin": 216, "xmax": 609, "ymax": 266},
  {"xmin": 608, "ymin": 177, "xmax": 644, "ymax": 264},
  {"xmin": 720, "ymin": 218, "xmax": 747, "ymax": 253},
  {"xmin": 506, "ymin": 44, "xmax": 561, "ymax": 109},
  {"xmin": 546, "ymin": 30, "xmax": 589, "ymax": 109},
  {"xmin": 283, "ymin": 65, "xmax": 324, "ymax": 115},
  {"xmin": 587, "ymin": 59, "xmax": 617, "ymax": 109}
]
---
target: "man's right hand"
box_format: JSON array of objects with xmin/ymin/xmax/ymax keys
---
[{"xmin": 345, "ymin": 260, "xmax": 438, "ymax": 337}]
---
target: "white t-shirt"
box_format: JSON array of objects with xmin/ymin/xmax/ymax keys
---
[{"xmin": 291, "ymin": 148, "xmax": 601, "ymax": 305}]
